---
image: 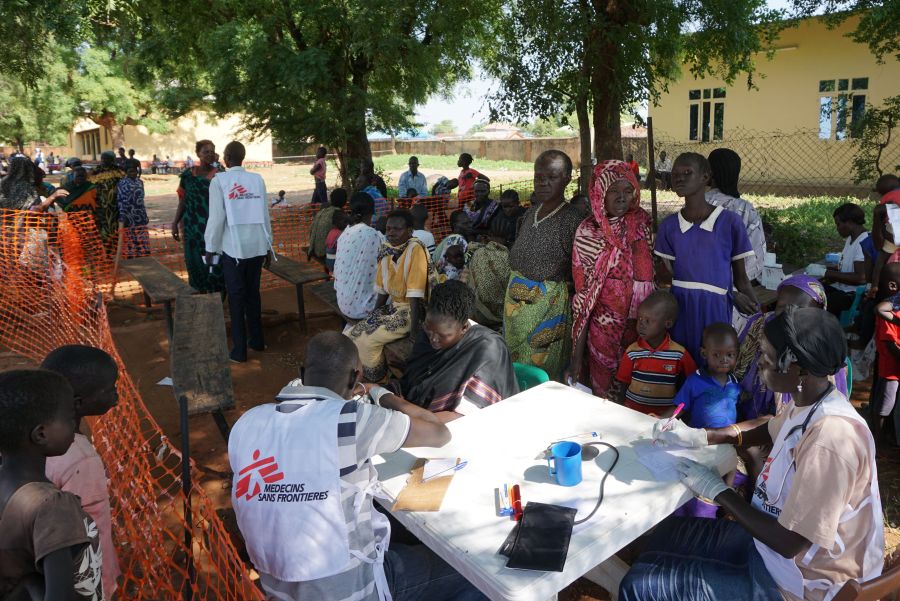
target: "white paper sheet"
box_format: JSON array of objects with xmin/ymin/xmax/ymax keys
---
[
  {"xmin": 632, "ymin": 439, "xmax": 701, "ymax": 482},
  {"xmin": 422, "ymin": 458, "xmax": 458, "ymax": 481},
  {"xmin": 887, "ymin": 205, "xmax": 900, "ymax": 244}
]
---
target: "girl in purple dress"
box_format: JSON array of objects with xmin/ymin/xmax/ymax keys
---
[{"xmin": 654, "ymin": 153, "xmax": 759, "ymax": 362}]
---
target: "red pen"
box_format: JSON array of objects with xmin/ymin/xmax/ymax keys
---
[{"xmin": 510, "ymin": 484, "xmax": 523, "ymax": 521}]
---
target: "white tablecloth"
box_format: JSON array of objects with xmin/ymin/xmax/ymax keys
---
[{"xmin": 375, "ymin": 381, "xmax": 737, "ymax": 601}]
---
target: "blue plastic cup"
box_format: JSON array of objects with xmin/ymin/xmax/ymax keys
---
[{"xmin": 547, "ymin": 441, "xmax": 583, "ymax": 486}]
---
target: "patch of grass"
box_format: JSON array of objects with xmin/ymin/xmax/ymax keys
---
[
  {"xmin": 374, "ymin": 154, "xmax": 534, "ymax": 172},
  {"xmin": 757, "ymin": 196, "xmax": 873, "ymax": 266}
]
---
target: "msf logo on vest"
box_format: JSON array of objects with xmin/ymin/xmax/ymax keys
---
[
  {"xmin": 228, "ymin": 182, "xmax": 257, "ymax": 201},
  {"xmin": 752, "ymin": 456, "xmax": 782, "ymax": 518},
  {"xmin": 236, "ymin": 449, "xmax": 285, "ymax": 500}
]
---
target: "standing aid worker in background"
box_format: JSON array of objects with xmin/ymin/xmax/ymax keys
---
[
  {"xmin": 621, "ymin": 307, "xmax": 884, "ymax": 601},
  {"xmin": 205, "ymin": 141, "xmax": 274, "ymax": 363}
]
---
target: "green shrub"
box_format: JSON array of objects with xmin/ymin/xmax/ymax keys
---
[{"xmin": 758, "ymin": 196, "xmax": 873, "ymax": 267}]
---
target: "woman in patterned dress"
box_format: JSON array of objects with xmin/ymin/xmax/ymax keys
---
[
  {"xmin": 566, "ymin": 160, "xmax": 654, "ymax": 397},
  {"xmin": 172, "ymin": 140, "xmax": 224, "ymax": 292},
  {"xmin": 89, "ymin": 151, "xmax": 125, "ymax": 255}
]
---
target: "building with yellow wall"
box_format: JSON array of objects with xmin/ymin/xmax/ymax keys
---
[
  {"xmin": 67, "ymin": 112, "xmax": 272, "ymax": 164},
  {"xmin": 648, "ymin": 15, "xmax": 900, "ymax": 193}
]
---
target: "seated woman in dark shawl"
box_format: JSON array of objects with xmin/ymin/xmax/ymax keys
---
[{"xmin": 389, "ymin": 280, "xmax": 519, "ymax": 421}]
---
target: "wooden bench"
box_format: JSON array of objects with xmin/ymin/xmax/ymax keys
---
[
  {"xmin": 307, "ymin": 280, "xmax": 413, "ymax": 373},
  {"xmin": 170, "ymin": 294, "xmax": 234, "ymax": 439},
  {"xmin": 265, "ymin": 255, "xmax": 328, "ymax": 333},
  {"xmin": 123, "ymin": 256, "xmax": 194, "ymax": 342}
]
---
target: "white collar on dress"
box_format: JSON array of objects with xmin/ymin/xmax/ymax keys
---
[{"xmin": 678, "ymin": 204, "xmax": 724, "ymax": 233}]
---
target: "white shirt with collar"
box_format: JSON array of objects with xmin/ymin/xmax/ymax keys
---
[
  {"xmin": 205, "ymin": 166, "xmax": 273, "ymax": 259},
  {"xmin": 397, "ymin": 170, "xmax": 429, "ymax": 197}
]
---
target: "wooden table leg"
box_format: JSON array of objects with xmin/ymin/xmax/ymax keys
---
[
  {"xmin": 164, "ymin": 300, "xmax": 175, "ymax": 344},
  {"xmin": 583, "ymin": 554, "xmax": 630, "ymax": 601},
  {"xmin": 295, "ymin": 283, "xmax": 307, "ymax": 335}
]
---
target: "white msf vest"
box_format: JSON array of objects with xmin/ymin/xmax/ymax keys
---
[
  {"xmin": 229, "ymin": 397, "xmax": 392, "ymax": 600},
  {"xmin": 214, "ymin": 169, "xmax": 267, "ymax": 226},
  {"xmin": 751, "ymin": 389, "xmax": 884, "ymax": 600}
]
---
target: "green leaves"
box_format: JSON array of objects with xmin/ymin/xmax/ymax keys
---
[{"xmin": 850, "ymin": 95, "xmax": 900, "ymax": 184}]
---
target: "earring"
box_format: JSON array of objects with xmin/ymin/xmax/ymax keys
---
[{"xmin": 797, "ymin": 377, "xmax": 804, "ymax": 394}]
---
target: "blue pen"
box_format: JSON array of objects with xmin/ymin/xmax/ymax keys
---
[
  {"xmin": 499, "ymin": 483, "xmax": 513, "ymax": 516},
  {"xmin": 422, "ymin": 460, "xmax": 468, "ymax": 482}
]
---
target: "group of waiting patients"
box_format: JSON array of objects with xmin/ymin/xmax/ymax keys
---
[{"xmin": 0, "ymin": 146, "xmax": 893, "ymax": 601}]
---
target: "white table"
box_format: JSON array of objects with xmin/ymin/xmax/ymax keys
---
[{"xmin": 375, "ymin": 381, "xmax": 736, "ymax": 601}]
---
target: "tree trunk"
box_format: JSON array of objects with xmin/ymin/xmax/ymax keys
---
[
  {"xmin": 575, "ymin": 93, "xmax": 592, "ymax": 194},
  {"xmin": 339, "ymin": 60, "xmax": 374, "ymax": 191},
  {"xmin": 339, "ymin": 120, "xmax": 371, "ymax": 191},
  {"xmin": 590, "ymin": 34, "xmax": 623, "ymax": 162},
  {"xmin": 591, "ymin": 86, "xmax": 622, "ymax": 161}
]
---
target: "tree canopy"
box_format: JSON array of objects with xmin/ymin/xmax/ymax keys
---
[
  {"xmin": 131, "ymin": 0, "xmax": 500, "ymax": 186},
  {"xmin": 430, "ymin": 120, "xmax": 458, "ymax": 135},
  {"xmin": 0, "ymin": 61, "xmax": 74, "ymax": 150},
  {"xmin": 482, "ymin": 0, "xmax": 785, "ymax": 190},
  {"xmin": 2, "ymin": 0, "xmax": 895, "ymax": 184}
]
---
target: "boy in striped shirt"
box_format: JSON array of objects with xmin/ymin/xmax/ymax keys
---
[{"xmin": 615, "ymin": 291, "xmax": 697, "ymax": 415}]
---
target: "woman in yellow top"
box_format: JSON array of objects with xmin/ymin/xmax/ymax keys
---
[{"xmin": 348, "ymin": 209, "xmax": 433, "ymax": 382}]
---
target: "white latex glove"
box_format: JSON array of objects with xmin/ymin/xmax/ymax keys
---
[
  {"xmin": 675, "ymin": 460, "xmax": 729, "ymax": 501},
  {"xmin": 651, "ymin": 419, "xmax": 708, "ymax": 448},
  {"xmin": 805, "ymin": 263, "xmax": 827, "ymax": 277}
]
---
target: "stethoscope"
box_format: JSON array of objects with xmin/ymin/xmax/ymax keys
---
[
  {"xmin": 782, "ymin": 383, "xmax": 832, "ymax": 441},
  {"xmin": 764, "ymin": 384, "xmax": 833, "ymax": 505}
]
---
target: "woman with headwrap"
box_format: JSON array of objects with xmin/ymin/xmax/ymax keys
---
[
  {"xmin": 565, "ymin": 160, "xmax": 654, "ymax": 397},
  {"xmin": 706, "ymin": 148, "xmax": 767, "ymax": 284},
  {"xmin": 89, "ymin": 150, "xmax": 125, "ymax": 254},
  {"xmin": 623, "ymin": 307, "xmax": 883, "ymax": 601},
  {"xmin": 0, "ymin": 156, "xmax": 67, "ymax": 211},
  {"xmin": 388, "ymin": 280, "xmax": 518, "ymax": 419},
  {"xmin": 347, "ymin": 208, "xmax": 435, "ymax": 382},
  {"xmin": 736, "ymin": 274, "xmax": 848, "ymax": 420},
  {"xmin": 172, "ymin": 140, "xmax": 225, "ymax": 293}
]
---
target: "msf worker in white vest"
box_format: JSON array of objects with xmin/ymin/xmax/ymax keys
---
[
  {"xmin": 229, "ymin": 332, "xmax": 489, "ymax": 601},
  {"xmin": 620, "ymin": 307, "xmax": 883, "ymax": 601},
  {"xmin": 205, "ymin": 141, "xmax": 273, "ymax": 363}
]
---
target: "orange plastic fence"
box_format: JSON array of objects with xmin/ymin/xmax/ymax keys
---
[
  {"xmin": 95, "ymin": 199, "xmax": 470, "ymax": 304},
  {"xmin": 0, "ymin": 209, "xmax": 264, "ymax": 600},
  {"xmin": 55, "ymin": 191, "xmax": 490, "ymax": 307}
]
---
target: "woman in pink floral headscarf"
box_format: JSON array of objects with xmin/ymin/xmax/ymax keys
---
[{"xmin": 566, "ymin": 160, "xmax": 654, "ymax": 397}]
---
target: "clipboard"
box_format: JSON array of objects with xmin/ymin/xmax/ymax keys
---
[{"xmin": 392, "ymin": 458, "xmax": 458, "ymax": 512}]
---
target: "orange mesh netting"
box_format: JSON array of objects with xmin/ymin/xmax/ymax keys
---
[
  {"xmin": 0, "ymin": 209, "xmax": 263, "ymax": 600},
  {"xmin": 84, "ymin": 197, "xmax": 471, "ymax": 304}
]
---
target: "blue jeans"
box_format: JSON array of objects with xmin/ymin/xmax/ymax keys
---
[
  {"xmin": 620, "ymin": 517, "xmax": 782, "ymax": 601},
  {"xmin": 385, "ymin": 543, "xmax": 488, "ymax": 601}
]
